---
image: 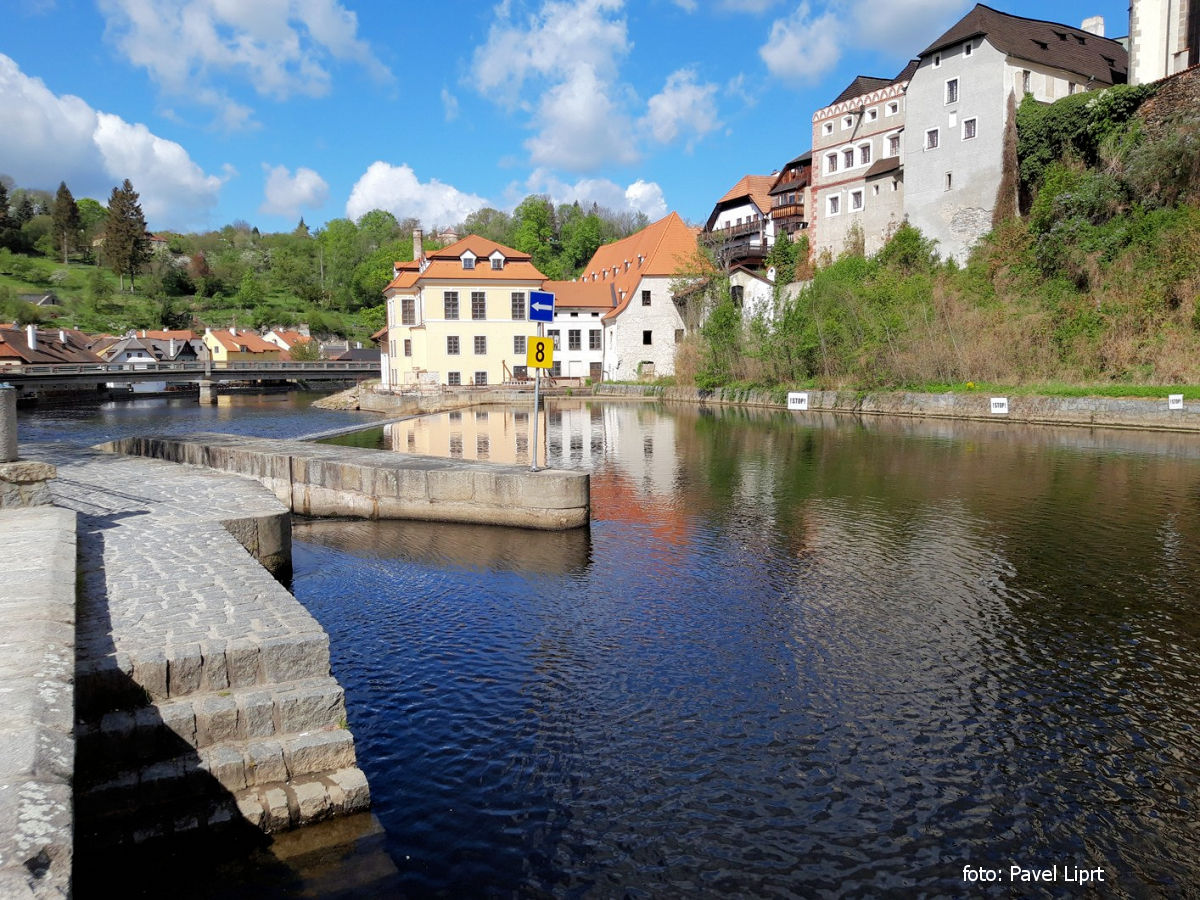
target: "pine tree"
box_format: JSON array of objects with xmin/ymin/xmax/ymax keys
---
[
  {"xmin": 51, "ymin": 182, "xmax": 81, "ymax": 264},
  {"xmin": 0, "ymin": 183, "xmax": 13, "ymax": 252},
  {"xmin": 104, "ymin": 179, "xmax": 150, "ymax": 292}
]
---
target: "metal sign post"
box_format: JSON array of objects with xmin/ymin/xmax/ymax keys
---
[
  {"xmin": 531, "ymin": 324, "xmax": 542, "ymax": 471},
  {"xmin": 526, "ymin": 291, "xmax": 555, "ymax": 471}
]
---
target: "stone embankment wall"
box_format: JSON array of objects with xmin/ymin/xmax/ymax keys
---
[
  {"xmin": 594, "ymin": 384, "xmax": 1200, "ymax": 432},
  {"xmin": 103, "ymin": 432, "xmax": 590, "ymax": 530}
]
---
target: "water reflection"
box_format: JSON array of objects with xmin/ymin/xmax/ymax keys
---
[{"xmin": 305, "ymin": 400, "xmax": 1200, "ymax": 895}]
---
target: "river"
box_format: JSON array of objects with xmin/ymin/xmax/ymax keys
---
[{"xmin": 20, "ymin": 392, "xmax": 1200, "ymax": 897}]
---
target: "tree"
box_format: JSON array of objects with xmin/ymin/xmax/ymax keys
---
[
  {"xmin": 0, "ymin": 182, "xmax": 14, "ymax": 251},
  {"xmin": 51, "ymin": 182, "xmax": 81, "ymax": 264},
  {"xmin": 104, "ymin": 179, "xmax": 150, "ymax": 291}
]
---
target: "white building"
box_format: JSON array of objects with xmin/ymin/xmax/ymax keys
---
[
  {"xmin": 904, "ymin": 4, "xmax": 1128, "ymax": 263},
  {"xmin": 703, "ymin": 176, "xmax": 777, "ymax": 271},
  {"xmin": 1129, "ymin": 0, "xmax": 1197, "ymax": 84}
]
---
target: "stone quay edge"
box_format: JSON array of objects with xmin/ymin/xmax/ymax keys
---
[{"xmin": 99, "ymin": 432, "xmax": 590, "ymax": 531}]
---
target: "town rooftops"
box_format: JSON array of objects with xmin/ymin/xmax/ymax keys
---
[
  {"xmin": 579, "ymin": 212, "xmax": 700, "ymax": 320},
  {"xmin": 206, "ymin": 329, "xmax": 279, "ymax": 354},
  {"xmin": 821, "ymin": 60, "xmax": 918, "ymax": 113},
  {"xmin": 0, "ymin": 326, "xmax": 106, "ymax": 365},
  {"xmin": 705, "ymin": 175, "xmax": 777, "ymax": 231},
  {"xmin": 920, "ymin": 4, "xmax": 1128, "ymax": 84},
  {"xmin": 541, "ymin": 280, "xmax": 616, "ymax": 310},
  {"xmin": 384, "ymin": 235, "xmax": 546, "ymax": 291}
]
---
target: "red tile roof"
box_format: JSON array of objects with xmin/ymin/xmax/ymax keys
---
[{"xmin": 207, "ymin": 329, "xmax": 280, "ymax": 354}]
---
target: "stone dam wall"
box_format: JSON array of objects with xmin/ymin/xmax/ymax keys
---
[{"xmin": 102, "ymin": 432, "xmax": 590, "ymax": 530}]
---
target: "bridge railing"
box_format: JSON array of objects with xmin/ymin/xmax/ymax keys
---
[{"xmin": 2, "ymin": 360, "xmax": 380, "ymax": 377}]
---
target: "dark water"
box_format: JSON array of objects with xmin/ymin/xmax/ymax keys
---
[{"xmin": 22, "ymin": 395, "xmax": 1200, "ymax": 897}]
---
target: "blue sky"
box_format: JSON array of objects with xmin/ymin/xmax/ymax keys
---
[{"xmin": 1, "ymin": 0, "xmax": 1131, "ymax": 234}]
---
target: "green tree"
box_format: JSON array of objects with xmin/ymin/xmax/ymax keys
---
[
  {"xmin": 0, "ymin": 182, "xmax": 15, "ymax": 251},
  {"xmin": 236, "ymin": 270, "xmax": 264, "ymax": 306},
  {"xmin": 51, "ymin": 182, "xmax": 81, "ymax": 263},
  {"xmin": 461, "ymin": 207, "xmax": 514, "ymax": 245},
  {"xmin": 104, "ymin": 179, "xmax": 150, "ymax": 291},
  {"xmin": 512, "ymin": 195, "xmax": 560, "ymax": 276}
]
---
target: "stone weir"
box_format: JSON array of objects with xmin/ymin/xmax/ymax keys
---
[
  {"xmin": 101, "ymin": 432, "xmax": 591, "ymax": 530},
  {"xmin": 30, "ymin": 445, "xmax": 371, "ymax": 860}
]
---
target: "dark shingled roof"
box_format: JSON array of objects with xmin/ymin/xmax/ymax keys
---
[
  {"xmin": 831, "ymin": 76, "xmax": 892, "ymax": 106},
  {"xmin": 920, "ymin": 4, "xmax": 1128, "ymax": 85},
  {"xmin": 864, "ymin": 157, "xmax": 902, "ymax": 178}
]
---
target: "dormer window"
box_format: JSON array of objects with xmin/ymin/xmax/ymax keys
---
[
  {"xmin": 489, "ymin": 250, "xmax": 505, "ymax": 270},
  {"xmin": 461, "ymin": 252, "xmax": 476, "ymax": 270}
]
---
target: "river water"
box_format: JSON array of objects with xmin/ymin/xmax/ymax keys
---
[{"xmin": 20, "ymin": 393, "xmax": 1200, "ymax": 897}]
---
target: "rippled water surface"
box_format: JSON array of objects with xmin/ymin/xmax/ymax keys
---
[
  {"xmin": 303, "ymin": 403, "xmax": 1200, "ymax": 897},
  {"xmin": 23, "ymin": 394, "xmax": 1200, "ymax": 896}
]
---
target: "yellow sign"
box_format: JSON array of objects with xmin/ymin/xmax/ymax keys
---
[{"xmin": 526, "ymin": 336, "xmax": 554, "ymax": 369}]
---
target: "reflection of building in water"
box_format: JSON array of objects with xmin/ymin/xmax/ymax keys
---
[{"xmin": 386, "ymin": 407, "xmax": 546, "ymax": 466}]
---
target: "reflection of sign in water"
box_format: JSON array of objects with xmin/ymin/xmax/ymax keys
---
[
  {"xmin": 990, "ymin": 397, "xmax": 1009, "ymax": 415},
  {"xmin": 527, "ymin": 337, "xmax": 554, "ymax": 370},
  {"xmin": 1169, "ymin": 394, "xmax": 1184, "ymax": 410},
  {"xmin": 787, "ymin": 392, "xmax": 809, "ymax": 411}
]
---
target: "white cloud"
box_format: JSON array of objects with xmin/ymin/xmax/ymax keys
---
[
  {"xmin": 525, "ymin": 169, "xmax": 667, "ymax": 220},
  {"xmin": 260, "ymin": 164, "xmax": 329, "ymax": 217},
  {"xmin": 441, "ymin": 87, "xmax": 459, "ymax": 122},
  {"xmin": 346, "ymin": 162, "xmax": 488, "ymax": 228},
  {"xmin": 672, "ymin": 0, "xmax": 697, "ymax": 11},
  {"xmin": 0, "ymin": 53, "xmax": 223, "ymax": 230},
  {"xmin": 525, "ymin": 65, "xmax": 639, "ymax": 171},
  {"xmin": 99, "ymin": 0, "xmax": 393, "ymax": 127},
  {"xmin": 642, "ymin": 68, "xmax": 721, "ymax": 148},
  {"xmin": 760, "ymin": 2, "xmax": 844, "ymax": 83}
]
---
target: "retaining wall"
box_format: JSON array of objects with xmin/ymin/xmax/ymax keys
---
[{"xmin": 101, "ymin": 432, "xmax": 590, "ymax": 530}]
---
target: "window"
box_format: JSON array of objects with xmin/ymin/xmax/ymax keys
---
[
  {"xmin": 946, "ymin": 78, "xmax": 958, "ymax": 104},
  {"xmin": 514, "ymin": 335, "xmax": 526, "ymax": 355},
  {"xmin": 447, "ymin": 372, "xmax": 461, "ymax": 386},
  {"xmin": 514, "ymin": 365, "xmax": 527, "ymax": 379},
  {"xmin": 827, "ymin": 195, "xmax": 841, "ymax": 216},
  {"xmin": 826, "ymin": 153, "xmax": 838, "ymax": 174},
  {"xmin": 964, "ymin": 41, "xmax": 973, "ymax": 57},
  {"xmin": 842, "ymin": 115, "xmax": 853, "ymax": 129},
  {"xmin": 547, "ymin": 329, "xmax": 560, "ymax": 349},
  {"xmin": 888, "ymin": 133, "xmax": 901, "ymax": 156},
  {"xmin": 945, "ymin": 172, "xmax": 953, "ymax": 191},
  {"xmin": 872, "ymin": 184, "xmax": 880, "ymax": 196},
  {"xmin": 1022, "ymin": 70, "xmax": 1031, "ymax": 93},
  {"xmin": 474, "ymin": 371, "xmax": 487, "ymax": 386},
  {"xmin": 447, "ymin": 335, "xmax": 460, "ymax": 355},
  {"xmin": 925, "ymin": 128, "xmax": 939, "ymax": 150},
  {"xmin": 641, "ymin": 289, "xmax": 652, "ymax": 306},
  {"xmin": 474, "ymin": 335, "xmax": 486, "ymax": 355},
  {"xmin": 568, "ymin": 329, "xmax": 581, "ymax": 351},
  {"xmin": 962, "ymin": 117, "xmax": 977, "ymax": 140},
  {"xmin": 850, "ymin": 190, "xmax": 864, "ymax": 211},
  {"xmin": 823, "ymin": 122, "xmax": 833, "ymax": 135},
  {"xmin": 730, "ymin": 285, "xmax": 744, "ymax": 307},
  {"xmin": 462, "ymin": 255, "xmax": 475, "ymax": 270},
  {"xmin": 401, "ymin": 297, "xmax": 415, "ymax": 325},
  {"xmin": 1068, "ymin": 81, "xmax": 1077, "ymax": 95},
  {"xmin": 867, "ymin": 108, "xmax": 878, "ymax": 122},
  {"xmin": 444, "ymin": 291, "xmax": 459, "ymax": 320},
  {"xmin": 490, "ymin": 257, "xmax": 503, "ymax": 270},
  {"xmin": 843, "ymin": 148, "xmax": 854, "ymax": 169},
  {"xmin": 550, "ymin": 362, "xmax": 561, "ymax": 377},
  {"xmin": 471, "ymin": 291, "xmax": 486, "ymax": 320},
  {"xmin": 511, "ymin": 292, "xmax": 525, "ymax": 319},
  {"xmin": 403, "ymin": 339, "xmax": 412, "ymax": 357},
  {"xmin": 887, "ymin": 101, "xmax": 899, "ymax": 116},
  {"xmin": 589, "ymin": 330, "xmax": 601, "ymax": 350},
  {"xmin": 859, "ymin": 143, "xmax": 871, "ymax": 165},
  {"xmin": 933, "ymin": 53, "xmax": 942, "ymax": 67},
  {"xmin": 642, "ymin": 330, "xmax": 652, "ymax": 345}
]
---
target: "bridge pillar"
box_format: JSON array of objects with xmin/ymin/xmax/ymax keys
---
[
  {"xmin": 0, "ymin": 384, "xmax": 16, "ymax": 462},
  {"xmin": 198, "ymin": 380, "xmax": 218, "ymax": 405}
]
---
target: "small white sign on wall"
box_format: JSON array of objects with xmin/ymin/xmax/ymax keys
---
[
  {"xmin": 1169, "ymin": 394, "xmax": 1184, "ymax": 410},
  {"xmin": 787, "ymin": 392, "xmax": 809, "ymax": 411},
  {"xmin": 990, "ymin": 397, "xmax": 1009, "ymax": 415}
]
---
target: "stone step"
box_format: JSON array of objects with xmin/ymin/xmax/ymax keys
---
[
  {"xmin": 75, "ymin": 632, "xmax": 332, "ymax": 720},
  {"xmin": 76, "ymin": 766, "xmax": 371, "ymax": 848},
  {"xmin": 77, "ymin": 676, "xmax": 347, "ymax": 778},
  {"xmin": 77, "ymin": 727, "xmax": 358, "ymax": 816}
]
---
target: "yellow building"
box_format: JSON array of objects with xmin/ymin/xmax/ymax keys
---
[
  {"xmin": 381, "ymin": 234, "xmax": 547, "ymax": 389},
  {"xmin": 202, "ymin": 328, "xmax": 284, "ymax": 363}
]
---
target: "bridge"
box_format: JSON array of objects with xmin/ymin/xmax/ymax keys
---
[{"xmin": 0, "ymin": 359, "xmax": 378, "ymax": 402}]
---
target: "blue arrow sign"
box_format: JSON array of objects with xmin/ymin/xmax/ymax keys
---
[{"xmin": 529, "ymin": 289, "xmax": 555, "ymax": 323}]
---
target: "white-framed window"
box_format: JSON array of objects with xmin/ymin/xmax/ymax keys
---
[
  {"xmin": 401, "ymin": 297, "xmax": 416, "ymax": 325},
  {"xmin": 888, "ymin": 133, "xmax": 901, "ymax": 156},
  {"xmin": 946, "ymin": 78, "xmax": 959, "ymax": 104},
  {"xmin": 444, "ymin": 291, "xmax": 459, "ymax": 319},
  {"xmin": 447, "ymin": 371, "xmax": 461, "ymax": 386},
  {"xmin": 403, "ymin": 339, "xmax": 412, "ymax": 357},
  {"xmin": 1022, "ymin": 69, "xmax": 1031, "ymax": 93},
  {"xmin": 461, "ymin": 255, "xmax": 475, "ymax": 270},
  {"xmin": 867, "ymin": 108, "xmax": 878, "ymax": 122},
  {"xmin": 887, "ymin": 101, "xmax": 899, "ymax": 116},
  {"xmin": 964, "ymin": 41, "xmax": 973, "ymax": 57},
  {"xmin": 843, "ymin": 148, "xmax": 854, "ymax": 169},
  {"xmin": 872, "ymin": 184, "xmax": 880, "ymax": 196},
  {"xmin": 491, "ymin": 257, "xmax": 503, "ymax": 270},
  {"xmin": 447, "ymin": 335, "xmax": 460, "ymax": 355},
  {"xmin": 474, "ymin": 371, "xmax": 488, "ymax": 386},
  {"xmin": 827, "ymin": 194, "xmax": 841, "ymax": 216},
  {"xmin": 514, "ymin": 335, "xmax": 526, "ymax": 355},
  {"xmin": 842, "ymin": 115, "xmax": 854, "ymax": 129},
  {"xmin": 933, "ymin": 53, "xmax": 942, "ymax": 68},
  {"xmin": 962, "ymin": 117, "xmax": 977, "ymax": 140},
  {"xmin": 925, "ymin": 128, "xmax": 940, "ymax": 150},
  {"xmin": 474, "ymin": 335, "xmax": 486, "ymax": 355},
  {"xmin": 511, "ymin": 292, "xmax": 525, "ymax": 319},
  {"xmin": 471, "ymin": 291, "xmax": 486, "ymax": 320},
  {"xmin": 823, "ymin": 121, "xmax": 834, "ymax": 135},
  {"xmin": 859, "ymin": 143, "xmax": 871, "ymax": 165},
  {"xmin": 850, "ymin": 190, "xmax": 864, "ymax": 211},
  {"xmin": 826, "ymin": 152, "xmax": 838, "ymax": 174}
]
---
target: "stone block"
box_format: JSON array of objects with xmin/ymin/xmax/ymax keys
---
[
  {"xmin": 225, "ymin": 640, "xmax": 262, "ymax": 688},
  {"xmin": 327, "ymin": 768, "xmax": 370, "ymax": 813},
  {"xmin": 277, "ymin": 681, "xmax": 345, "ymax": 735},
  {"xmin": 284, "ymin": 730, "xmax": 355, "ymax": 778},
  {"xmin": 245, "ymin": 740, "xmax": 288, "ymax": 785},
  {"xmin": 427, "ymin": 469, "xmax": 474, "ymax": 502},
  {"xmin": 239, "ymin": 691, "xmax": 277, "ymax": 738},
  {"xmin": 195, "ymin": 695, "xmax": 240, "ymax": 746},
  {"xmin": 236, "ymin": 793, "xmax": 266, "ymax": 830},
  {"xmin": 260, "ymin": 634, "xmax": 329, "ymax": 683},
  {"xmin": 261, "ymin": 787, "xmax": 292, "ymax": 832},
  {"xmin": 200, "ymin": 644, "xmax": 229, "ymax": 691},
  {"xmin": 290, "ymin": 780, "xmax": 330, "ymax": 825},
  {"xmin": 168, "ymin": 643, "xmax": 204, "ymax": 697},
  {"xmin": 130, "ymin": 649, "xmax": 169, "ymax": 701},
  {"xmin": 201, "ymin": 745, "xmax": 247, "ymax": 793}
]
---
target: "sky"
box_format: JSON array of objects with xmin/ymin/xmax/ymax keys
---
[{"xmin": 1, "ymin": 0, "xmax": 1132, "ymax": 235}]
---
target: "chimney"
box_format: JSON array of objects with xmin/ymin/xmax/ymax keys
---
[
  {"xmin": 169, "ymin": 338, "xmax": 177, "ymax": 357},
  {"xmin": 413, "ymin": 229, "xmax": 424, "ymax": 261},
  {"xmin": 1081, "ymin": 16, "xmax": 1104, "ymax": 36},
  {"xmin": 59, "ymin": 330, "xmax": 67, "ymax": 344},
  {"xmin": 26, "ymin": 325, "xmax": 36, "ymax": 351}
]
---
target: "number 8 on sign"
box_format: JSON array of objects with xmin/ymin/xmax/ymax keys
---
[{"xmin": 527, "ymin": 336, "xmax": 554, "ymax": 369}]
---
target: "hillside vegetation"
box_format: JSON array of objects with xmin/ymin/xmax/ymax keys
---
[{"xmin": 680, "ymin": 78, "xmax": 1200, "ymax": 393}]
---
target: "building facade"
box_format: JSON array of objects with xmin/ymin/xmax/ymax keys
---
[
  {"xmin": 1129, "ymin": 0, "xmax": 1197, "ymax": 84},
  {"xmin": 703, "ymin": 176, "xmax": 777, "ymax": 270}
]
